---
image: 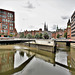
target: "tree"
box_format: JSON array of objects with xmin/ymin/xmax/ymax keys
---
[
  {"xmin": 20, "ymin": 33, "xmax": 24, "ymax": 38},
  {"xmin": 57, "ymin": 34, "xmax": 60, "ymax": 38},
  {"xmin": 64, "ymin": 32, "xmax": 67, "ymax": 38},
  {"xmin": 9, "ymin": 34, "xmax": 14, "ymax": 37},
  {"xmin": 39, "ymin": 33, "xmax": 43, "ymax": 39},
  {"xmin": 35, "ymin": 33, "xmax": 40, "ymax": 39},
  {"xmin": 32, "ymin": 35, "xmax": 35, "ymax": 39},
  {"xmin": 26, "ymin": 33, "xmax": 32, "ymax": 39},
  {"xmin": 43, "ymin": 32, "xmax": 49, "ymax": 39}
]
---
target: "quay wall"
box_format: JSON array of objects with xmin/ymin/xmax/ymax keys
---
[{"xmin": 24, "ymin": 42, "xmax": 54, "ymax": 52}]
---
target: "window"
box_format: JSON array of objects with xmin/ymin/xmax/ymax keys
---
[
  {"xmin": 1, "ymin": 30, "xmax": 4, "ymax": 33},
  {"xmin": 2, "ymin": 24, "xmax": 8, "ymax": 29},
  {"xmin": 6, "ymin": 19, "xmax": 7, "ymax": 22},
  {"xmin": 0, "ymin": 11, "xmax": 1, "ymax": 13},
  {"xmin": 4, "ymin": 30, "xmax": 8, "ymax": 33},
  {"xmin": 10, "ymin": 32, "xmax": 13, "ymax": 34},
  {"xmin": 10, "ymin": 27, "xmax": 13, "ymax": 30},
  {"xmin": 2, "ymin": 19, "xmax": 5, "ymax": 22},
  {"xmin": 0, "ymin": 15, "xmax": 1, "ymax": 17},
  {"xmin": 2, "ymin": 15, "xmax": 6, "ymax": 18},
  {"xmin": 9, "ymin": 24, "xmax": 13, "ymax": 26},
  {"xmin": 8, "ymin": 20, "xmax": 10, "ymax": 23},
  {"xmin": 0, "ymin": 23, "xmax": 1, "ymax": 29}
]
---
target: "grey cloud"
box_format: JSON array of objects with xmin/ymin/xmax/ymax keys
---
[
  {"xmin": 29, "ymin": 25, "xmax": 35, "ymax": 28},
  {"xmin": 24, "ymin": 1, "xmax": 35, "ymax": 9},
  {"xmin": 61, "ymin": 16, "xmax": 69, "ymax": 20},
  {"xmin": 52, "ymin": 25, "xmax": 57, "ymax": 30}
]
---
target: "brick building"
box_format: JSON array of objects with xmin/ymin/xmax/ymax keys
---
[
  {"xmin": 71, "ymin": 11, "xmax": 75, "ymax": 40},
  {"xmin": 67, "ymin": 19, "xmax": 71, "ymax": 39},
  {"xmin": 64, "ymin": 29, "xmax": 67, "ymax": 34},
  {"xmin": 52, "ymin": 32, "xmax": 56, "ymax": 39},
  {"xmin": 24, "ymin": 28, "xmax": 42, "ymax": 36},
  {"xmin": 56, "ymin": 29, "xmax": 64, "ymax": 38},
  {"xmin": 0, "ymin": 9, "xmax": 16, "ymax": 37},
  {"xmin": 22, "ymin": 23, "xmax": 52, "ymax": 39}
]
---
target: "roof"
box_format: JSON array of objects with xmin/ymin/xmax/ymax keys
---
[{"xmin": 0, "ymin": 9, "xmax": 14, "ymax": 13}]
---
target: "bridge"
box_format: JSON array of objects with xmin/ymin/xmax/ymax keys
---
[
  {"xmin": 53, "ymin": 39, "xmax": 75, "ymax": 53},
  {"xmin": 54, "ymin": 39, "xmax": 75, "ymax": 46},
  {"xmin": 0, "ymin": 39, "xmax": 35, "ymax": 44}
]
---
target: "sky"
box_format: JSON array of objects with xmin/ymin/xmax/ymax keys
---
[{"xmin": 0, "ymin": 0, "xmax": 75, "ymax": 32}]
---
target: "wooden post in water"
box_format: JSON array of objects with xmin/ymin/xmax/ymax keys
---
[
  {"xmin": 54, "ymin": 41, "xmax": 57, "ymax": 53},
  {"xmin": 29, "ymin": 42, "xmax": 30, "ymax": 47},
  {"xmin": 66, "ymin": 42, "xmax": 70, "ymax": 46}
]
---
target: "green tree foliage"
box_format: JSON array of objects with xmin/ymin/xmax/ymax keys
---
[
  {"xmin": 9, "ymin": 34, "xmax": 13, "ymax": 37},
  {"xmin": 20, "ymin": 33, "xmax": 24, "ymax": 38},
  {"xmin": 35, "ymin": 33, "xmax": 40, "ymax": 39},
  {"xmin": 64, "ymin": 32, "xmax": 67, "ymax": 38},
  {"xmin": 43, "ymin": 32, "xmax": 49, "ymax": 39},
  {"xmin": 24, "ymin": 36, "xmax": 26, "ymax": 38},
  {"xmin": 39, "ymin": 33, "xmax": 43, "ymax": 39},
  {"xmin": 26, "ymin": 33, "xmax": 32, "ymax": 39},
  {"xmin": 32, "ymin": 35, "xmax": 35, "ymax": 39},
  {"xmin": 57, "ymin": 34, "xmax": 60, "ymax": 38}
]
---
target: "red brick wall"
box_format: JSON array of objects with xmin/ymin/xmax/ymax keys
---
[
  {"xmin": 52, "ymin": 32, "xmax": 56, "ymax": 39},
  {"xmin": 0, "ymin": 9, "xmax": 15, "ymax": 37}
]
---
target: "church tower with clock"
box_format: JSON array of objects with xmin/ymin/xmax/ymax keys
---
[{"xmin": 67, "ymin": 19, "xmax": 71, "ymax": 39}]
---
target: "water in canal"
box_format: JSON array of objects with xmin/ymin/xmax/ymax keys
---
[{"xmin": 0, "ymin": 43, "xmax": 75, "ymax": 75}]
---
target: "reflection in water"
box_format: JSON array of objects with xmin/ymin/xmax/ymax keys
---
[
  {"xmin": 0, "ymin": 44, "xmax": 75, "ymax": 75},
  {"xmin": 14, "ymin": 50, "xmax": 29, "ymax": 68},
  {"xmin": 0, "ymin": 49, "xmax": 32, "ymax": 75},
  {"xmin": 0, "ymin": 50, "xmax": 14, "ymax": 73},
  {"xmin": 19, "ymin": 51, "xmax": 24, "ymax": 57}
]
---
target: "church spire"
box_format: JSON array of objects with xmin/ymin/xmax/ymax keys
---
[
  {"xmin": 67, "ymin": 19, "xmax": 70, "ymax": 25},
  {"xmin": 56, "ymin": 25, "xmax": 58, "ymax": 31}
]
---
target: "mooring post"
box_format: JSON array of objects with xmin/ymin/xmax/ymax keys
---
[
  {"xmin": 34, "ymin": 40, "xmax": 36, "ymax": 43},
  {"xmin": 54, "ymin": 41, "xmax": 57, "ymax": 53},
  {"xmin": 66, "ymin": 42, "xmax": 70, "ymax": 46},
  {"xmin": 29, "ymin": 42, "xmax": 30, "ymax": 47}
]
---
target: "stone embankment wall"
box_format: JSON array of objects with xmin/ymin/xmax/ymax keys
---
[{"xmin": 24, "ymin": 39, "xmax": 54, "ymax": 52}]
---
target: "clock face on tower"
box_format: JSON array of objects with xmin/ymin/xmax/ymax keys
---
[{"xmin": 68, "ymin": 25, "xmax": 71, "ymax": 28}]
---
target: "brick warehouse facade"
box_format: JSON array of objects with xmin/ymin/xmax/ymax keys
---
[
  {"xmin": 0, "ymin": 9, "xmax": 15, "ymax": 37},
  {"xmin": 24, "ymin": 28, "xmax": 42, "ymax": 36},
  {"xmin": 71, "ymin": 11, "xmax": 75, "ymax": 40}
]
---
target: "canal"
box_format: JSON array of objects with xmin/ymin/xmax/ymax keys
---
[{"xmin": 0, "ymin": 43, "xmax": 75, "ymax": 75}]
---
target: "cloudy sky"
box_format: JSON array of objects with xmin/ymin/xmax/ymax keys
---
[{"xmin": 0, "ymin": 0, "xmax": 75, "ymax": 32}]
